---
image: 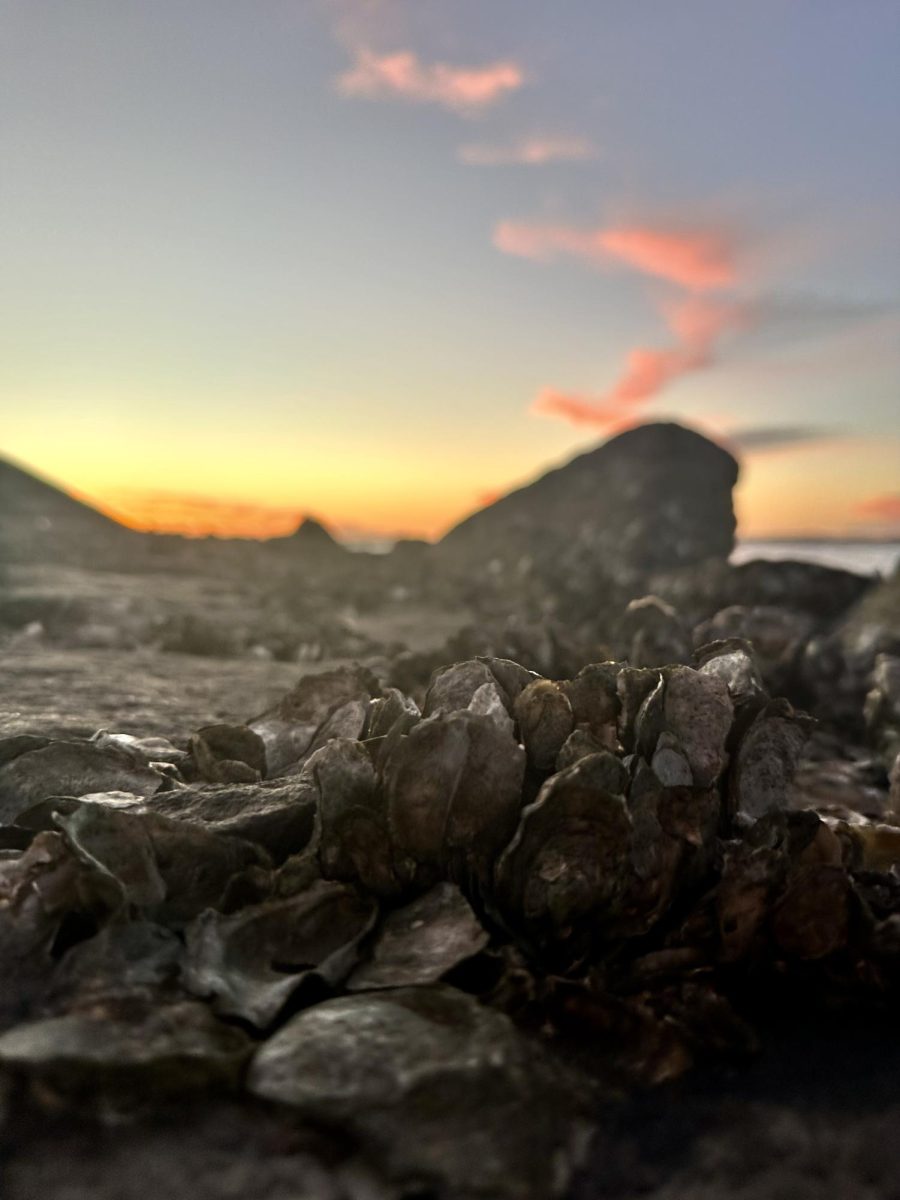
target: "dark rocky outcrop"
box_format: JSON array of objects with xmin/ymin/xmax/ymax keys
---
[
  {"xmin": 439, "ymin": 423, "xmax": 739, "ymax": 579},
  {"xmin": 0, "ymin": 458, "xmax": 140, "ymax": 569}
]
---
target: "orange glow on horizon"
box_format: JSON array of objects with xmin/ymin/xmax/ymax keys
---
[{"xmin": 80, "ymin": 485, "xmax": 480, "ymax": 543}]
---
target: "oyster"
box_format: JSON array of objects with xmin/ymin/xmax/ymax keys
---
[
  {"xmin": 513, "ymin": 678, "xmax": 575, "ymax": 771},
  {"xmin": 0, "ymin": 739, "xmax": 166, "ymax": 822},
  {"xmin": 0, "ymin": 999, "xmax": 250, "ymax": 1101},
  {"xmin": 347, "ymin": 882, "xmax": 488, "ymax": 990},
  {"xmin": 249, "ymin": 664, "xmax": 380, "ymax": 776},
  {"xmin": 384, "ymin": 710, "xmax": 526, "ymax": 889},
  {"xmin": 187, "ymin": 723, "xmax": 267, "ymax": 783},
  {"xmin": 183, "ymin": 880, "xmax": 377, "ymax": 1026}
]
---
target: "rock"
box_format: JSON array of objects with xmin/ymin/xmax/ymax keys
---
[
  {"xmin": 439, "ymin": 423, "xmax": 738, "ymax": 579},
  {"xmin": 247, "ymin": 986, "xmax": 590, "ymax": 1198}
]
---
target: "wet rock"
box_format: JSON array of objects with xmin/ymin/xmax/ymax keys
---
[
  {"xmin": 183, "ymin": 880, "xmax": 377, "ymax": 1027},
  {"xmin": 187, "ymin": 723, "xmax": 267, "ymax": 783},
  {"xmin": 513, "ymin": 678, "xmax": 574, "ymax": 771},
  {"xmin": 249, "ymin": 665, "xmax": 380, "ymax": 776},
  {"xmin": 247, "ymin": 986, "xmax": 590, "ymax": 1199},
  {"xmin": 0, "ymin": 739, "xmax": 166, "ymax": 823},
  {"xmin": 348, "ymin": 882, "xmax": 489, "ymax": 991}
]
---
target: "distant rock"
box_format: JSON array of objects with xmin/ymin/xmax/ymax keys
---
[
  {"xmin": 0, "ymin": 458, "xmax": 140, "ymax": 567},
  {"xmin": 289, "ymin": 516, "xmax": 342, "ymax": 549},
  {"xmin": 439, "ymin": 422, "xmax": 738, "ymax": 579},
  {"xmin": 263, "ymin": 515, "xmax": 346, "ymax": 561}
]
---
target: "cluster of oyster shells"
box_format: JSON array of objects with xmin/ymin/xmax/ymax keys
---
[{"xmin": 2, "ymin": 644, "xmax": 900, "ymax": 1197}]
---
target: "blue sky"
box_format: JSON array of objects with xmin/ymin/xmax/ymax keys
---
[{"xmin": 1, "ymin": 0, "xmax": 898, "ymax": 537}]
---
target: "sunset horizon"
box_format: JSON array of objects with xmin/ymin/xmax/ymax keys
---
[{"xmin": 2, "ymin": 3, "xmax": 898, "ymax": 547}]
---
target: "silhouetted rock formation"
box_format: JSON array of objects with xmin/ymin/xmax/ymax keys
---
[
  {"xmin": 0, "ymin": 458, "xmax": 139, "ymax": 567},
  {"xmin": 439, "ymin": 422, "xmax": 738, "ymax": 578}
]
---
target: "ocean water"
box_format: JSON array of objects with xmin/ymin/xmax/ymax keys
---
[{"xmin": 733, "ymin": 541, "xmax": 899, "ymax": 577}]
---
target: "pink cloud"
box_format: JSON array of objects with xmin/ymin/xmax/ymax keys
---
[
  {"xmin": 337, "ymin": 49, "xmax": 524, "ymax": 113},
  {"xmin": 459, "ymin": 136, "xmax": 597, "ymax": 166},
  {"xmin": 493, "ymin": 220, "xmax": 607, "ymax": 263},
  {"xmin": 494, "ymin": 220, "xmax": 738, "ymax": 290},
  {"xmin": 855, "ymin": 493, "xmax": 900, "ymax": 521},
  {"xmin": 533, "ymin": 296, "xmax": 749, "ymax": 429},
  {"xmin": 599, "ymin": 227, "xmax": 737, "ymax": 290}
]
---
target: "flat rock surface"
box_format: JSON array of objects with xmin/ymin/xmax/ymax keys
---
[{"xmin": 0, "ymin": 646, "xmax": 316, "ymax": 740}]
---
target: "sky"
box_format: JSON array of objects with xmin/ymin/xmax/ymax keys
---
[{"xmin": 1, "ymin": 0, "xmax": 899, "ymax": 541}]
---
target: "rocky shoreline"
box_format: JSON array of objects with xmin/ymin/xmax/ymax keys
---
[{"xmin": 2, "ymin": 424, "xmax": 899, "ymax": 1197}]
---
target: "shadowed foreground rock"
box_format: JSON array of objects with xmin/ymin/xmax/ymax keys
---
[{"xmin": 2, "ymin": 642, "xmax": 900, "ymax": 1199}]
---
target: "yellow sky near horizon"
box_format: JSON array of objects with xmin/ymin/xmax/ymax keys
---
[{"xmin": 10, "ymin": 427, "xmax": 895, "ymax": 544}]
